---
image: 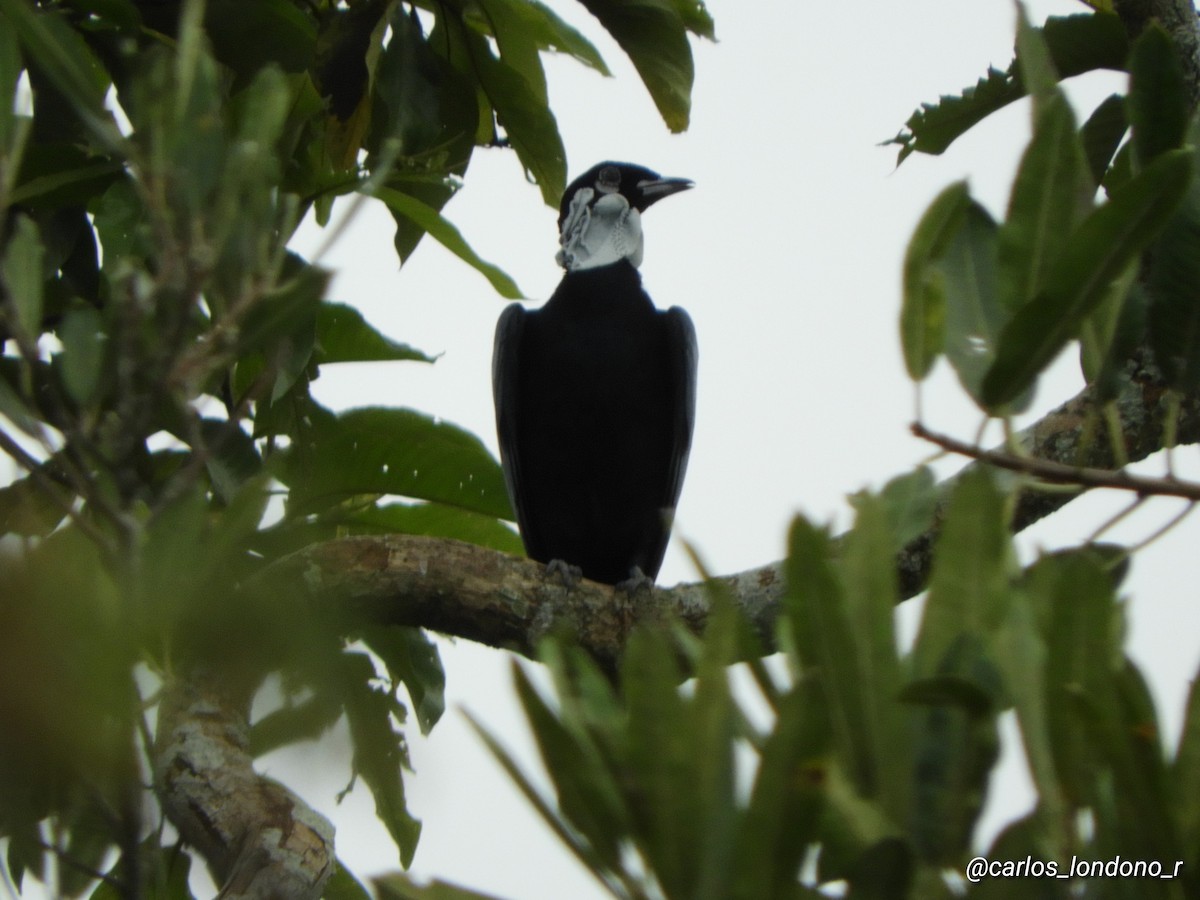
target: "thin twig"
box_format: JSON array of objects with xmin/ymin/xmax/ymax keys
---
[{"xmin": 912, "ymin": 421, "xmax": 1200, "ymax": 500}]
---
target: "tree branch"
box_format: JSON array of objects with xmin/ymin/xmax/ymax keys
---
[{"xmin": 154, "ymin": 671, "xmax": 335, "ymax": 900}]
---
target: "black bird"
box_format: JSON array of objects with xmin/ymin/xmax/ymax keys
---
[{"xmin": 492, "ymin": 161, "xmax": 697, "ymax": 586}]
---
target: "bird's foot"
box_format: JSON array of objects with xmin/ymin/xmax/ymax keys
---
[
  {"xmin": 543, "ymin": 558, "xmax": 583, "ymax": 589},
  {"xmin": 615, "ymin": 566, "xmax": 655, "ymax": 595}
]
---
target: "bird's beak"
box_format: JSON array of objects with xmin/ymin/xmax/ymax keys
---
[{"xmin": 636, "ymin": 176, "xmax": 694, "ymax": 210}]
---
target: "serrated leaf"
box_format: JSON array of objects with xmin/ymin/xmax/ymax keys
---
[
  {"xmin": 575, "ymin": 0, "xmax": 698, "ymax": 133},
  {"xmin": 1, "ymin": 214, "xmax": 44, "ymax": 339},
  {"xmin": 341, "ymin": 651, "xmax": 421, "ymax": 868},
  {"xmin": 983, "ymin": 148, "xmax": 1191, "ymax": 406},
  {"xmin": 900, "ymin": 180, "xmax": 970, "ymax": 379},
  {"xmin": 1080, "ymin": 93, "xmax": 1128, "ymax": 186},
  {"xmin": 889, "ymin": 13, "xmax": 1128, "ymax": 165},
  {"xmin": 279, "ymin": 403, "xmax": 512, "ymax": 518},
  {"xmin": 315, "ymin": 302, "xmax": 435, "ymax": 365},
  {"xmin": 1128, "ymin": 24, "xmax": 1188, "ymax": 168},
  {"xmin": 374, "ymin": 187, "xmax": 524, "ymax": 298}
]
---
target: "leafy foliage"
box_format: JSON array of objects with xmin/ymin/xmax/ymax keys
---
[{"xmin": 0, "ymin": 0, "xmax": 710, "ymax": 894}]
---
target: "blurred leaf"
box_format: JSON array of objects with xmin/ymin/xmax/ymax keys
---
[
  {"xmin": 341, "ymin": 650, "xmax": 421, "ymax": 868},
  {"xmin": 56, "ymin": 305, "xmax": 106, "ymax": 406},
  {"xmin": 236, "ymin": 263, "xmax": 329, "ymax": 359},
  {"xmin": 87, "ymin": 839, "xmax": 195, "ymax": 900},
  {"xmin": 361, "ymin": 626, "xmax": 445, "ymax": 736},
  {"xmin": 997, "ymin": 93, "xmax": 1088, "ymax": 316},
  {"xmin": 911, "ymin": 468, "xmax": 1011, "ymax": 682},
  {"xmin": 982, "ymin": 148, "xmax": 1191, "ymax": 406},
  {"xmin": 1079, "ymin": 93, "xmax": 1128, "ymax": 186},
  {"xmin": 732, "ymin": 679, "xmax": 828, "ymax": 900},
  {"xmin": 1147, "ymin": 129, "xmax": 1200, "ymax": 391},
  {"xmin": 374, "ymin": 187, "xmax": 523, "ymax": 298},
  {"xmin": 837, "ymin": 493, "xmax": 907, "ymax": 822},
  {"xmin": 0, "ymin": 0, "xmax": 122, "ymax": 152},
  {"xmin": 0, "ymin": 473, "xmax": 68, "ymax": 537},
  {"xmin": 786, "ymin": 517, "xmax": 881, "ymax": 806},
  {"xmin": 206, "ymin": 0, "xmax": 316, "ymax": 80},
  {"xmin": 0, "ymin": 13, "xmax": 20, "ymax": 149},
  {"xmin": 937, "ymin": 200, "xmax": 1003, "ymax": 404},
  {"xmin": 901, "ymin": 180, "xmax": 969, "ymax": 379},
  {"xmin": 1013, "ymin": 2, "xmax": 1059, "ymax": 110},
  {"xmin": 325, "ymin": 861, "xmax": 375, "ymax": 900},
  {"xmin": 249, "ymin": 692, "xmax": 343, "ymax": 758},
  {"xmin": 1128, "ymin": 24, "xmax": 1188, "ymax": 168},
  {"xmin": 575, "ymin": 0, "xmax": 700, "ymax": 133},
  {"xmin": 868, "ymin": 466, "xmax": 938, "ymax": 553},
  {"xmin": 315, "ymin": 302, "xmax": 435, "ymax": 365},
  {"xmin": 888, "ymin": 13, "xmax": 1129, "ymax": 164},
  {"xmin": 970, "ymin": 814, "xmax": 1065, "ymax": 900},
  {"xmin": 376, "ymin": 872, "xmax": 507, "ymax": 900},
  {"xmin": 1080, "ymin": 260, "xmax": 1141, "ymax": 401},
  {"xmin": 280, "ymin": 402, "xmax": 512, "ymax": 518},
  {"xmin": 1, "ymin": 214, "xmax": 45, "ymax": 341},
  {"xmin": 1173, "ymin": 664, "xmax": 1200, "ymax": 870}
]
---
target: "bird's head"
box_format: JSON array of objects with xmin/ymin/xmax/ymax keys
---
[{"xmin": 555, "ymin": 161, "xmax": 693, "ymax": 272}]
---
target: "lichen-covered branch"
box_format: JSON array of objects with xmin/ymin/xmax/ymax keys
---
[{"xmin": 154, "ymin": 671, "xmax": 335, "ymax": 899}]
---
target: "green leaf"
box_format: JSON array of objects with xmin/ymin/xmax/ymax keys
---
[
  {"xmin": 900, "ymin": 180, "xmax": 970, "ymax": 379},
  {"xmin": 374, "ymin": 187, "xmax": 524, "ymax": 298},
  {"xmin": 1079, "ymin": 93, "xmax": 1128, "ymax": 186},
  {"xmin": 1147, "ymin": 129, "xmax": 1200, "ymax": 391},
  {"xmin": 0, "ymin": 0, "xmax": 123, "ymax": 152},
  {"xmin": 360, "ymin": 626, "xmax": 446, "ymax": 736},
  {"xmin": 279, "ymin": 402, "xmax": 511, "ymax": 517},
  {"xmin": 375, "ymin": 873, "xmax": 508, "ymax": 900},
  {"xmin": 997, "ymin": 93, "xmax": 1088, "ymax": 316},
  {"xmin": 1173, "ymin": 665, "xmax": 1200, "ymax": 870},
  {"xmin": 888, "ymin": 13, "xmax": 1128, "ymax": 165},
  {"xmin": 732, "ymin": 679, "xmax": 828, "ymax": 900},
  {"xmin": 911, "ymin": 468, "xmax": 1011, "ymax": 683},
  {"xmin": 0, "ymin": 12, "xmax": 21, "ymax": 150},
  {"xmin": 325, "ymin": 861, "xmax": 375, "ymax": 900},
  {"xmin": 836, "ymin": 492, "xmax": 907, "ymax": 822},
  {"xmin": 236, "ymin": 263, "xmax": 329, "ymax": 359},
  {"xmin": 315, "ymin": 302, "xmax": 435, "ymax": 365},
  {"xmin": 936, "ymin": 201, "xmax": 1003, "ymax": 404},
  {"xmin": 204, "ymin": 0, "xmax": 316, "ymax": 79},
  {"xmin": 249, "ymin": 692, "xmax": 343, "ymax": 757},
  {"xmin": 464, "ymin": 28, "xmax": 566, "ymax": 205},
  {"xmin": 868, "ymin": 466, "xmax": 938, "ymax": 554},
  {"xmin": 575, "ymin": 0, "xmax": 699, "ymax": 133},
  {"xmin": 57, "ymin": 305, "xmax": 106, "ymax": 405},
  {"xmin": 1, "ymin": 214, "xmax": 44, "ymax": 339},
  {"xmin": 483, "ymin": 0, "xmax": 610, "ymax": 76},
  {"xmin": 341, "ymin": 651, "xmax": 421, "ymax": 868},
  {"xmin": 1128, "ymin": 24, "xmax": 1189, "ymax": 168},
  {"xmin": 982, "ymin": 148, "xmax": 1192, "ymax": 406},
  {"xmin": 0, "ymin": 473, "xmax": 67, "ymax": 537},
  {"xmin": 786, "ymin": 517, "xmax": 882, "ymax": 807},
  {"xmin": 1014, "ymin": 2, "xmax": 1059, "ymax": 111}
]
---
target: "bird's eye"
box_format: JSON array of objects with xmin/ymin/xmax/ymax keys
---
[{"xmin": 599, "ymin": 166, "xmax": 620, "ymax": 187}]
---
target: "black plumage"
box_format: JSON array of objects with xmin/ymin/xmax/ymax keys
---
[{"xmin": 492, "ymin": 162, "xmax": 697, "ymax": 585}]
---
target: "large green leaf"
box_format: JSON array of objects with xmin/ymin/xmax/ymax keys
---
[
  {"xmin": 374, "ymin": 186, "xmax": 524, "ymax": 298},
  {"xmin": 1127, "ymin": 24, "xmax": 1188, "ymax": 168},
  {"xmin": 900, "ymin": 181, "xmax": 970, "ymax": 379},
  {"xmin": 480, "ymin": 0, "xmax": 610, "ymax": 77},
  {"xmin": 279, "ymin": 403, "xmax": 513, "ymax": 519},
  {"xmin": 360, "ymin": 625, "xmax": 445, "ymax": 736},
  {"xmin": 314, "ymin": 302, "xmax": 435, "ymax": 365},
  {"xmin": 1, "ymin": 214, "xmax": 44, "ymax": 340},
  {"xmin": 982, "ymin": 148, "xmax": 1191, "ymax": 407},
  {"xmin": 575, "ymin": 0, "xmax": 700, "ymax": 133},
  {"xmin": 340, "ymin": 651, "xmax": 422, "ymax": 868},
  {"xmin": 1079, "ymin": 93, "xmax": 1129, "ymax": 186}
]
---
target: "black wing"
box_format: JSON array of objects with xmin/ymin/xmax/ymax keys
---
[
  {"xmin": 492, "ymin": 303, "xmax": 527, "ymax": 530},
  {"xmin": 661, "ymin": 305, "xmax": 698, "ymax": 516}
]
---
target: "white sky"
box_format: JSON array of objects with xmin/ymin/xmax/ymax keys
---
[
  {"xmin": 12, "ymin": 1, "xmax": 1200, "ymax": 898},
  {"xmin": 271, "ymin": 1, "xmax": 1200, "ymax": 897}
]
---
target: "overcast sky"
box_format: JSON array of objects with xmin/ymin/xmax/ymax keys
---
[{"xmin": 11, "ymin": 1, "xmax": 1194, "ymax": 898}]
